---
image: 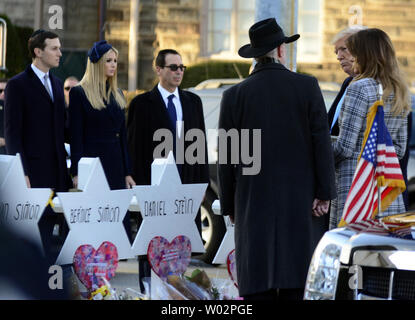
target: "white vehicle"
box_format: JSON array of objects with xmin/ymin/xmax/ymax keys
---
[{"xmin": 304, "ymin": 222, "xmax": 415, "ymax": 300}]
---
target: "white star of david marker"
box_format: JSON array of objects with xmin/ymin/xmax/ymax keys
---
[
  {"xmin": 211, "ymin": 200, "xmax": 235, "ymax": 264},
  {"xmin": 131, "ymin": 152, "xmax": 208, "ymax": 255},
  {"xmin": 55, "ymin": 157, "xmax": 134, "ymax": 265},
  {"xmin": 0, "ymin": 154, "xmax": 52, "ymax": 253}
]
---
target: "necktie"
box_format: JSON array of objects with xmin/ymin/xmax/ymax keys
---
[
  {"xmin": 43, "ymin": 74, "xmax": 53, "ymax": 101},
  {"xmin": 167, "ymin": 94, "xmax": 177, "ymax": 129},
  {"xmin": 167, "ymin": 94, "xmax": 181, "ymax": 175}
]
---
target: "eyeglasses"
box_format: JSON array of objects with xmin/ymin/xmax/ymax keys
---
[
  {"xmin": 64, "ymin": 86, "xmax": 72, "ymax": 91},
  {"xmin": 0, "ymin": 89, "xmax": 4, "ymax": 94},
  {"xmin": 162, "ymin": 64, "xmax": 186, "ymax": 71}
]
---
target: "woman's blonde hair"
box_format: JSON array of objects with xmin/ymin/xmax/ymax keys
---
[
  {"xmin": 79, "ymin": 47, "xmax": 126, "ymax": 110},
  {"xmin": 346, "ymin": 28, "xmax": 410, "ymax": 116}
]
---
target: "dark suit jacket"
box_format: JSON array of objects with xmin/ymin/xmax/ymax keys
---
[
  {"xmin": 69, "ymin": 86, "xmax": 131, "ymax": 190},
  {"xmin": 327, "ymin": 76, "xmax": 353, "ymax": 136},
  {"xmin": 218, "ymin": 62, "xmax": 336, "ymax": 295},
  {"xmin": 127, "ymin": 85, "xmax": 209, "ymax": 185},
  {"xmin": 0, "ymin": 100, "xmax": 5, "ymax": 154},
  {"xmin": 4, "ymin": 65, "xmax": 70, "ymax": 191}
]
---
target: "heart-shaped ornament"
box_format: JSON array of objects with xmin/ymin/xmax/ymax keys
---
[
  {"xmin": 147, "ymin": 235, "xmax": 192, "ymax": 280},
  {"xmin": 73, "ymin": 241, "xmax": 118, "ymax": 291},
  {"xmin": 227, "ymin": 249, "xmax": 238, "ymax": 288}
]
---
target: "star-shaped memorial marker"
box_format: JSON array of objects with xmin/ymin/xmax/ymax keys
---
[
  {"xmin": 212, "ymin": 199, "xmax": 235, "ymax": 264},
  {"xmin": 131, "ymin": 152, "xmax": 208, "ymax": 255},
  {"xmin": 0, "ymin": 154, "xmax": 52, "ymax": 253},
  {"xmin": 55, "ymin": 157, "xmax": 134, "ymax": 265}
]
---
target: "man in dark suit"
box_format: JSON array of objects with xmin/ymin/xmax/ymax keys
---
[
  {"xmin": 4, "ymin": 30, "xmax": 70, "ymax": 261},
  {"xmin": 0, "ymin": 78, "xmax": 7, "ymax": 154},
  {"xmin": 218, "ymin": 18, "xmax": 336, "ymax": 300},
  {"xmin": 327, "ymin": 26, "xmax": 367, "ymax": 136},
  {"xmin": 327, "ymin": 26, "xmax": 411, "ymax": 211},
  {"xmin": 127, "ymin": 49, "xmax": 209, "ymax": 291}
]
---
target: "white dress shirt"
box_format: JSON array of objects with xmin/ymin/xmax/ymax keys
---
[
  {"xmin": 157, "ymin": 83, "xmax": 183, "ymax": 137},
  {"xmin": 31, "ymin": 63, "xmax": 54, "ymax": 101}
]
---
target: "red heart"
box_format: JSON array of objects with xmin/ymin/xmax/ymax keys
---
[
  {"xmin": 227, "ymin": 249, "xmax": 238, "ymax": 288},
  {"xmin": 73, "ymin": 241, "xmax": 118, "ymax": 291},
  {"xmin": 147, "ymin": 235, "xmax": 192, "ymax": 280}
]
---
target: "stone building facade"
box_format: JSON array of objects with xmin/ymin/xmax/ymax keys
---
[
  {"xmin": 0, "ymin": 0, "xmax": 100, "ymax": 81},
  {"xmin": 298, "ymin": 0, "xmax": 415, "ymax": 87},
  {"xmin": 2, "ymin": 0, "xmax": 415, "ymax": 89},
  {"xmin": 105, "ymin": 0, "xmax": 201, "ymax": 89},
  {"xmin": 0, "ymin": 0, "xmax": 100, "ymax": 53},
  {"xmin": 0, "ymin": 0, "xmax": 201, "ymax": 90}
]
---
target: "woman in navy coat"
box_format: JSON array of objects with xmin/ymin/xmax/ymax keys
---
[{"xmin": 69, "ymin": 41, "xmax": 135, "ymax": 190}]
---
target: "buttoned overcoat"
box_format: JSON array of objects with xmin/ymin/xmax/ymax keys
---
[{"xmin": 218, "ymin": 62, "xmax": 336, "ymax": 296}]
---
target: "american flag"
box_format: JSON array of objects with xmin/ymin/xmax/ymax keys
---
[
  {"xmin": 338, "ymin": 100, "xmax": 406, "ymax": 227},
  {"xmin": 346, "ymin": 219, "xmax": 414, "ymax": 239}
]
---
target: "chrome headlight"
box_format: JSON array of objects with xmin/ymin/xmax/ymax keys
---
[{"xmin": 304, "ymin": 242, "xmax": 341, "ymax": 300}]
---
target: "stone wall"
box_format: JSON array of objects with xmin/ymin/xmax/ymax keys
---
[
  {"xmin": 298, "ymin": 0, "xmax": 415, "ymax": 87},
  {"xmin": 105, "ymin": 0, "xmax": 130, "ymax": 90},
  {"xmin": 7, "ymin": 1, "xmax": 415, "ymax": 90},
  {"xmin": 0, "ymin": 0, "xmax": 35, "ymax": 28},
  {"xmin": 60, "ymin": 0, "xmax": 99, "ymax": 50},
  {"xmin": 106, "ymin": 0, "xmax": 200, "ymax": 90},
  {"xmin": 0, "ymin": 0, "xmax": 99, "ymax": 49},
  {"xmin": 0, "ymin": 0, "xmax": 200, "ymax": 90}
]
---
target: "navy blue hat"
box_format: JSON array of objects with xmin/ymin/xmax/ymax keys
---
[{"xmin": 88, "ymin": 40, "xmax": 113, "ymax": 63}]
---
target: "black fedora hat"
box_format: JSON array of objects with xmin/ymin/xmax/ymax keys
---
[{"xmin": 238, "ymin": 18, "xmax": 300, "ymax": 58}]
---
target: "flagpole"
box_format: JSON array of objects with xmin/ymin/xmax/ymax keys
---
[
  {"xmin": 378, "ymin": 186, "xmax": 381, "ymax": 216},
  {"xmin": 377, "ymin": 84, "xmax": 383, "ymax": 217}
]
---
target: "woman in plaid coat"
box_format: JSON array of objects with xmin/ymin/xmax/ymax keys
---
[{"xmin": 330, "ymin": 28, "xmax": 411, "ymax": 229}]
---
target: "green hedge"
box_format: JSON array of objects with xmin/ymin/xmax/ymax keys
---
[
  {"xmin": 181, "ymin": 60, "xmax": 251, "ymax": 88},
  {"xmin": 0, "ymin": 14, "xmax": 33, "ymax": 78}
]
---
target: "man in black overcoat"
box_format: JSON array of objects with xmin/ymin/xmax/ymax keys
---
[
  {"xmin": 218, "ymin": 18, "xmax": 336, "ymax": 300},
  {"xmin": 127, "ymin": 49, "xmax": 209, "ymax": 292},
  {"xmin": 4, "ymin": 30, "xmax": 70, "ymax": 261}
]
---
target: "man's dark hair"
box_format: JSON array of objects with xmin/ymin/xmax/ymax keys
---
[
  {"xmin": 155, "ymin": 49, "xmax": 181, "ymax": 67},
  {"xmin": 28, "ymin": 30, "xmax": 59, "ymax": 59}
]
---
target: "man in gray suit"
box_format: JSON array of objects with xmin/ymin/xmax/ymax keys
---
[{"xmin": 218, "ymin": 18, "xmax": 336, "ymax": 300}]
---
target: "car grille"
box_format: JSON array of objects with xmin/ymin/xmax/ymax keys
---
[
  {"xmin": 393, "ymin": 270, "xmax": 415, "ymax": 300},
  {"xmin": 361, "ymin": 266, "xmax": 415, "ymax": 300}
]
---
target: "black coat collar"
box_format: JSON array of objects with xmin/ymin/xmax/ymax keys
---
[
  {"xmin": 25, "ymin": 64, "xmax": 57, "ymax": 104},
  {"xmin": 250, "ymin": 61, "xmax": 288, "ymax": 77}
]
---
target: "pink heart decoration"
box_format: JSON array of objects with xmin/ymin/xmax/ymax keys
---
[
  {"xmin": 227, "ymin": 249, "xmax": 238, "ymax": 288},
  {"xmin": 147, "ymin": 235, "xmax": 192, "ymax": 280},
  {"xmin": 73, "ymin": 241, "xmax": 118, "ymax": 291}
]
